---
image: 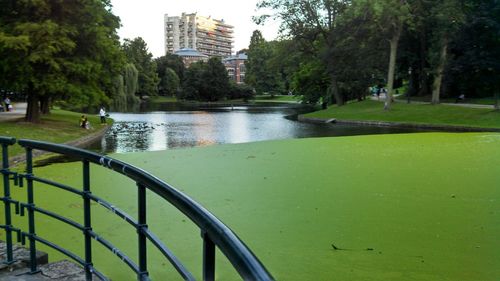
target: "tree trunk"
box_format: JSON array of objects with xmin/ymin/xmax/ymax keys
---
[
  {"xmin": 25, "ymin": 92, "xmax": 41, "ymax": 123},
  {"xmin": 40, "ymin": 96, "xmax": 51, "ymax": 114},
  {"xmin": 330, "ymin": 74, "xmax": 343, "ymax": 106},
  {"xmin": 495, "ymin": 92, "xmax": 499, "ymax": 110},
  {"xmin": 384, "ymin": 24, "xmax": 402, "ymax": 110},
  {"xmin": 431, "ymin": 38, "xmax": 448, "ymax": 105}
]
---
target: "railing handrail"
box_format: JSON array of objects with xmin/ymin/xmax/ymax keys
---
[{"xmin": 10, "ymin": 138, "xmax": 273, "ymax": 280}]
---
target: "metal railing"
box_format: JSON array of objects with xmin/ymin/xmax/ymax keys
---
[{"xmin": 0, "ymin": 137, "xmax": 273, "ymax": 280}]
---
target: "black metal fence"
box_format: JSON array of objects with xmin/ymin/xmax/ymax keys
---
[{"xmin": 0, "ymin": 136, "xmax": 273, "ymax": 280}]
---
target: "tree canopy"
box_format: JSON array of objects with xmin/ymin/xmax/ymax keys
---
[
  {"xmin": 0, "ymin": 0, "xmax": 124, "ymax": 122},
  {"xmin": 122, "ymin": 37, "xmax": 159, "ymax": 99},
  {"xmin": 253, "ymin": 0, "xmax": 500, "ymax": 108}
]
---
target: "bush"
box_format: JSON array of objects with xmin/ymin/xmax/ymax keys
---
[{"xmin": 228, "ymin": 82, "xmax": 255, "ymax": 101}]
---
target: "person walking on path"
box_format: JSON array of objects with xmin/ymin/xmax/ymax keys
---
[
  {"xmin": 99, "ymin": 107, "xmax": 106, "ymax": 124},
  {"xmin": 4, "ymin": 97, "xmax": 11, "ymax": 112}
]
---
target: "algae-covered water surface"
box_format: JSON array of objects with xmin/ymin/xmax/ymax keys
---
[{"xmin": 1, "ymin": 133, "xmax": 499, "ymax": 280}]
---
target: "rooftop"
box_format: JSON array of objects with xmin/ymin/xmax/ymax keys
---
[{"xmin": 174, "ymin": 48, "xmax": 208, "ymax": 58}]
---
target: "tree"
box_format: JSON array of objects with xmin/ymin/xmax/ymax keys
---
[
  {"xmin": 111, "ymin": 74, "xmax": 126, "ymax": 111},
  {"xmin": 440, "ymin": 0, "xmax": 500, "ymax": 105},
  {"xmin": 123, "ymin": 63, "xmax": 140, "ymax": 107},
  {"xmin": 155, "ymin": 54, "xmax": 184, "ymax": 96},
  {"xmin": 202, "ymin": 57, "xmax": 230, "ymax": 101},
  {"xmin": 181, "ymin": 58, "xmax": 230, "ymax": 102},
  {"xmin": 427, "ymin": 0, "xmax": 465, "ymax": 104},
  {"xmin": 359, "ymin": 0, "xmax": 412, "ymax": 110},
  {"xmin": 245, "ymin": 30, "xmax": 283, "ymax": 95},
  {"xmin": 292, "ymin": 59, "xmax": 330, "ymax": 104},
  {"xmin": 0, "ymin": 0, "xmax": 124, "ymax": 122},
  {"xmin": 181, "ymin": 62, "xmax": 205, "ymax": 100},
  {"xmin": 159, "ymin": 68, "xmax": 180, "ymax": 96},
  {"xmin": 155, "ymin": 53, "xmax": 185, "ymax": 83},
  {"xmin": 256, "ymin": 0, "xmax": 351, "ymax": 105},
  {"xmin": 123, "ymin": 37, "xmax": 159, "ymax": 98}
]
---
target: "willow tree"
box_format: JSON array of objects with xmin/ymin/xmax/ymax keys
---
[
  {"xmin": 123, "ymin": 63, "xmax": 140, "ymax": 106},
  {"xmin": 111, "ymin": 75, "xmax": 126, "ymax": 111},
  {"xmin": 122, "ymin": 37, "xmax": 159, "ymax": 99}
]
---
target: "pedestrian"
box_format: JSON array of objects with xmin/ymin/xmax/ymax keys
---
[
  {"xmin": 80, "ymin": 115, "xmax": 89, "ymax": 129},
  {"xmin": 455, "ymin": 94, "xmax": 465, "ymax": 103},
  {"xmin": 4, "ymin": 97, "xmax": 11, "ymax": 112},
  {"xmin": 376, "ymin": 84, "xmax": 383, "ymax": 100},
  {"xmin": 99, "ymin": 107, "xmax": 106, "ymax": 124}
]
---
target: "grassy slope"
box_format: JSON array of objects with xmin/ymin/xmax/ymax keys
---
[
  {"xmin": 0, "ymin": 109, "xmax": 110, "ymax": 156},
  {"xmin": 396, "ymin": 95, "xmax": 497, "ymax": 105},
  {"xmin": 2, "ymin": 133, "xmax": 499, "ymax": 280},
  {"xmin": 304, "ymin": 100, "xmax": 500, "ymax": 129}
]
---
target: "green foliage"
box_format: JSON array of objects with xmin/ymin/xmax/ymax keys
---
[
  {"xmin": 292, "ymin": 60, "xmax": 329, "ymax": 104},
  {"xmin": 444, "ymin": 0, "xmax": 500, "ymax": 98},
  {"xmin": 159, "ymin": 68, "xmax": 180, "ymax": 97},
  {"xmin": 180, "ymin": 58, "xmax": 231, "ymax": 101},
  {"xmin": 155, "ymin": 54, "xmax": 184, "ymax": 97},
  {"xmin": 0, "ymin": 0, "xmax": 124, "ymax": 121},
  {"xmin": 111, "ymin": 74, "xmax": 126, "ymax": 111},
  {"xmin": 228, "ymin": 82, "xmax": 255, "ymax": 101},
  {"xmin": 155, "ymin": 54, "xmax": 185, "ymax": 83},
  {"xmin": 245, "ymin": 30, "xmax": 284, "ymax": 95},
  {"xmin": 122, "ymin": 37, "xmax": 159, "ymax": 98},
  {"xmin": 123, "ymin": 63, "xmax": 140, "ymax": 106}
]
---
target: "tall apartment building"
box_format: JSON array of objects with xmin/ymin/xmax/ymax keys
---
[{"xmin": 164, "ymin": 13, "xmax": 233, "ymax": 58}]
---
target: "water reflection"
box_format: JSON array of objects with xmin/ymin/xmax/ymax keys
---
[{"xmin": 92, "ymin": 103, "xmax": 433, "ymax": 154}]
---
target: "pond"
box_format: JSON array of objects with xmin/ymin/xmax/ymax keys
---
[{"xmin": 89, "ymin": 101, "xmax": 433, "ymax": 154}]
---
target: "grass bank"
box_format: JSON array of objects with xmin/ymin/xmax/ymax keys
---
[
  {"xmin": 396, "ymin": 95, "xmax": 498, "ymax": 105},
  {"xmin": 0, "ymin": 109, "xmax": 111, "ymax": 157},
  {"xmin": 2, "ymin": 133, "xmax": 498, "ymax": 280},
  {"xmin": 303, "ymin": 99, "xmax": 500, "ymax": 129}
]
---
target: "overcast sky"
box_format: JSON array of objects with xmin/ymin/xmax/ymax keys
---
[{"xmin": 110, "ymin": 0, "xmax": 280, "ymax": 58}]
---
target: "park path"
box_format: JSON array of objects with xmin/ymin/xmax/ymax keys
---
[{"xmin": 0, "ymin": 102, "xmax": 27, "ymax": 121}]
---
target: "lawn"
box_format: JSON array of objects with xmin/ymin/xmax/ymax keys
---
[
  {"xmin": 396, "ymin": 95, "xmax": 498, "ymax": 105},
  {"xmin": 304, "ymin": 100, "xmax": 500, "ymax": 129},
  {"xmin": 1, "ymin": 133, "xmax": 498, "ymax": 280},
  {"xmin": 0, "ymin": 109, "xmax": 110, "ymax": 157}
]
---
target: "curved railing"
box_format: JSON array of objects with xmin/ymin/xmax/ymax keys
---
[{"xmin": 0, "ymin": 137, "xmax": 273, "ymax": 280}]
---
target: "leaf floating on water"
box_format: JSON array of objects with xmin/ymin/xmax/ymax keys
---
[{"xmin": 331, "ymin": 244, "xmax": 344, "ymax": 251}]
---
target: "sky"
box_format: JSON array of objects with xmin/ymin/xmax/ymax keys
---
[{"xmin": 110, "ymin": 0, "xmax": 280, "ymax": 58}]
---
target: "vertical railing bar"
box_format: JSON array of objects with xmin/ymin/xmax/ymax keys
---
[
  {"xmin": 83, "ymin": 160, "xmax": 93, "ymax": 281},
  {"xmin": 202, "ymin": 231, "xmax": 216, "ymax": 281},
  {"xmin": 26, "ymin": 147, "xmax": 40, "ymax": 274},
  {"xmin": 1, "ymin": 143, "xmax": 15, "ymax": 264},
  {"xmin": 137, "ymin": 183, "xmax": 148, "ymax": 280}
]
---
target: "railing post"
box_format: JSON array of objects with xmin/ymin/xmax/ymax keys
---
[
  {"xmin": 25, "ymin": 147, "xmax": 40, "ymax": 274},
  {"xmin": 82, "ymin": 160, "xmax": 93, "ymax": 281},
  {"xmin": 1, "ymin": 143, "xmax": 15, "ymax": 264},
  {"xmin": 137, "ymin": 183, "xmax": 149, "ymax": 280},
  {"xmin": 202, "ymin": 231, "xmax": 216, "ymax": 281}
]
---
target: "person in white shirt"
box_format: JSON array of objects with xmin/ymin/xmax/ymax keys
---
[{"xmin": 99, "ymin": 107, "xmax": 106, "ymax": 124}]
